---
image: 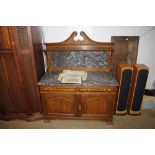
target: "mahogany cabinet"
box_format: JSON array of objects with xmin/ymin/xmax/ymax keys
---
[{"xmin": 0, "ymin": 26, "xmax": 44, "ymax": 120}]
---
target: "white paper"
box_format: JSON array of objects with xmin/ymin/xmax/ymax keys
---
[{"xmin": 58, "ymin": 70, "xmax": 87, "ymax": 83}]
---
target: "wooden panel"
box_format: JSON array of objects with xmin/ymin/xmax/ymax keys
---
[
  {"xmin": 0, "ymin": 54, "xmax": 26, "ymax": 114},
  {"xmin": 0, "ymin": 27, "xmax": 12, "ymax": 49},
  {"xmin": 17, "ymin": 53, "xmax": 41, "ymax": 113},
  {"xmin": 40, "ymin": 86, "xmax": 76, "ymax": 92},
  {"xmin": 82, "ymin": 93, "xmax": 116, "ymax": 116},
  {"xmin": 13, "ymin": 26, "xmax": 44, "ymax": 114},
  {"xmin": 0, "ymin": 50, "xmax": 12, "ymax": 55},
  {"xmin": 40, "ymin": 85, "xmax": 117, "ymax": 92},
  {"xmin": 30, "ymin": 26, "xmax": 45, "ymax": 80},
  {"xmin": 3, "ymin": 54, "xmax": 27, "ymax": 113},
  {"xmin": 45, "ymin": 31, "xmax": 114, "ymax": 51},
  {"xmin": 41, "ymin": 93, "xmax": 75, "ymax": 117},
  {"xmin": 0, "ymin": 56, "xmax": 11, "ymax": 114},
  {"xmin": 16, "ymin": 26, "xmax": 30, "ymax": 50},
  {"xmin": 111, "ymin": 36, "xmax": 139, "ymax": 74},
  {"xmin": 79, "ymin": 86, "xmax": 116, "ymax": 92},
  {"xmin": 13, "ymin": 26, "xmax": 31, "ymax": 55},
  {"xmin": 0, "ymin": 26, "xmax": 44, "ymax": 120}
]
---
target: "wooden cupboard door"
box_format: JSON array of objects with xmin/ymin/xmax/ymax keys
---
[
  {"xmin": 11, "ymin": 26, "xmax": 43, "ymax": 114},
  {"xmin": 81, "ymin": 93, "xmax": 116, "ymax": 118},
  {"xmin": 41, "ymin": 93, "xmax": 76, "ymax": 117}
]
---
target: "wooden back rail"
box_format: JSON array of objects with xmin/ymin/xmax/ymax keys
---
[{"xmin": 44, "ymin": 31, "xmax": 115, "ymax": 72}]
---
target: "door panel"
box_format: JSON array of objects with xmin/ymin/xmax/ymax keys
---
[
  {"xmin": 81, "ymin": 93, "xmax": 116, "ymax": 117},
  {"xmin": 82, "ymin": 96, "xmax": 108, "ymax": 114},
  {"xmin": 0, "ymin": 57, "xmax": 12, "ymax": 114},
  {"xmin": 17, "ymin": 54, "xmax": 41, "ymax": 113},
  {"xmin": 0, "ymin": 54, "xmax": 26, "ymax": 114},
  {"xmin": 41, "ymin": 93, "xmax": 76, "ymax": 117}
]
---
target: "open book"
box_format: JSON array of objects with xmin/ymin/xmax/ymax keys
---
[{"xmin": 58, "ymin": 70, "xmax": 87, "ymax": 83}]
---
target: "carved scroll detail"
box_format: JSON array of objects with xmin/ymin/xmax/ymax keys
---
[{"xmin": 45, "ymin": 31, "xmax": 115, "ymax": 51}]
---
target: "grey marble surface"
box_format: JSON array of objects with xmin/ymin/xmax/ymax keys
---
[
  {"xmin": 50, "ymin": 51, "xmax": 109, "ymax": 68},
  {"xmin": 38, "ymin": 71, "xmax": 119, "ymax": 86}
]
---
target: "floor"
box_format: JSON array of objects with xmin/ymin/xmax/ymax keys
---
[
  {"xmin": 0, "ymin": 96, "xmax": 155, "ymax": 129},
  {"xmin": 0, "ymin": 109, "xmax": 155, "ymax": 129}
]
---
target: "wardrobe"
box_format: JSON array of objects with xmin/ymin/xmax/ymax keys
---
[{"xmin": 0, "ymin": 26, "xmax": 45, "ymax": 120}]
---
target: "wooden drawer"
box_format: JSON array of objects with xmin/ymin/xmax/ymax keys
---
[
  {"xmin": 79, "ymin": 86, "xmax": 117, "ymax": 92},
  {"xmin": 40, "ymin": 86, "xmax": 76, "ymax": 92},
  {"xmin": 40, "ymin": 86, "xmax": 117, "ymax": 93}
]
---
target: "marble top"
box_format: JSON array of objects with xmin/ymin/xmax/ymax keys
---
[{"xmin": 38, "ymin": 71, "xmax": 119, "ymax": 86}]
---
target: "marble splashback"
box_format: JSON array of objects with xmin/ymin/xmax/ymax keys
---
[{"xmin": 50, "ymin": 51, "xmax": 109, "ymax": 68}]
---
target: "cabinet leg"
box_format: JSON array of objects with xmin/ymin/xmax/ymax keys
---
[{"xmin": 106, "ymin": 117, "xmax": 113, "ymax": 125}]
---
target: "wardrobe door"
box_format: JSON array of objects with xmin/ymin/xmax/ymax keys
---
[
  {"xmin": 0, "ymin": 53, "xmax": 27, "ymax": 115},
  {"xmin": 12, "ymin": 26, "xmax": 43, "ymax": 114},
  {"xmin": 0, "ymin": 27, "xmax": 27, "ymax": 116},
  {"xmin": 0, "ymin": 55, "xmax": 11, "ymax": 115},
  {"xmin": 0, "ymin": 26, "xmax": 44, "ymax": 119}
]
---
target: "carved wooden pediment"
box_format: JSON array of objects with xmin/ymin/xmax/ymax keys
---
[{"xmin": 45, "ymin": 31, "xmax": 114, "ymax": 51}]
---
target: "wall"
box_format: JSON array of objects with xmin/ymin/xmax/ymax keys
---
[
  {"xmin": 42, "ymin": 26, "xmax": 155, "ymax": 89},
  {"xmin": 137, "ymin": 28, "xmax": 155, "ymax": 89}
]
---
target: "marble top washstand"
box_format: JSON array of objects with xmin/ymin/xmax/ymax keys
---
[{"xmin": 38, "ymin": 71, "xmax": 119, "ymax": 87}]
